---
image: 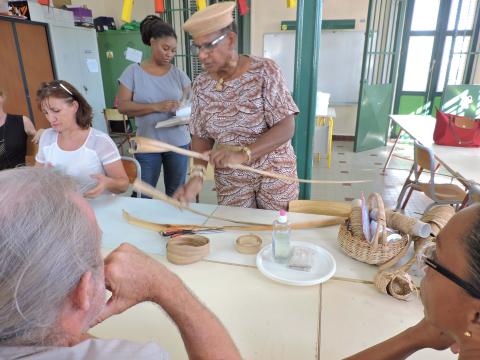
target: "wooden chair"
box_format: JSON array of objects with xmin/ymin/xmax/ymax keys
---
[
  {"xmin": 288, "ymin": 199, "xmax": 351, "ymax": 217},
  {"xmin": 396, "ymin": 141, "xmax": 467, "ymax": 212},
  {"xmin": 25, "ymin": 138, "xmax": 38, "ymax": 166},
  {"xmin": 104, "ymin": 108, "xmax": 134, "ymax": 155},
  {"xmin": 121, "ymin": 156, "xmax": 141, "ymax": 198}
]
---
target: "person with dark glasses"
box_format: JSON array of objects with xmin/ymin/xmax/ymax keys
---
[
  {"xmin": 347, "ymin": 204, "xmax": 480, "ymax": 359},
  {"xmin": 35, "ymin": 80, "xmax": 128, "ymax": 197}
]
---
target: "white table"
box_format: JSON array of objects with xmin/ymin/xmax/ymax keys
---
[
  {"xmin": 90, "ymin": 196, "xmax": 455, "ymax": 359},
  {"xmin": 89, "ymin": 195, "xmax": 218, "ymax": 255},
  {"xmin": 385, "ymin": 115, "xmax": 480, "ymax": 185}
]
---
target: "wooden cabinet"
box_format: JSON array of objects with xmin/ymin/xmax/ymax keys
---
[{"xmin": 0, "ymin": 17, "xmax": 55, "ymax": 130}]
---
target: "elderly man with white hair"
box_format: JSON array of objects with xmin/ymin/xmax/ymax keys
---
[{"xmin": 0, "ymin": 167, "xmax": 241, "ymax": 359}]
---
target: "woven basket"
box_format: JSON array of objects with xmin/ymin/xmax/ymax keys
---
[
  {"xmin": 421, "ymin": 205, "xmax": 455, "ymax": 236},
  {"xmin": 338, "ymin": 193, "xmax": 409, "ymax": 265}
]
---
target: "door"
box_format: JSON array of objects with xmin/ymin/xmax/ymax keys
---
[
  {"xmin": 0, "ymin": 20, "xmax": 30, "ymax": 118},
  {"xmin": 76, "ymin": 28, "xmax": 107, "ymax": 132},
  {"xmin": 51, "ymin": 26, "xmax": 107, "ymax": 132},
  {"xmin": 15, "ymin": 22, "xmax": 55, "ymax": 129},
  {"xmin": 395, "ymin": 0, "xmax": 480, "ymax": 116},
  {"xmin": 354, "ymin": 0, "xmax": 408, "ymax": 152}
]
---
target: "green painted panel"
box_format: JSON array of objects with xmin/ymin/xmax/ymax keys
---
[
  {"xmin": 97, "ymin": 31, "xmax": 151, "ymax": 108},
  {"xmin": 354, "ymin": 84, "xmax": 393, "ymax": 152},
  {"xmin": 398, "ymin": 95, "xmax": 445, "ymax": 116},
  {"xmin": 432, "ymin": 96, "xmax": 441, "ymax": 115},
  {"xmin": 292, "ymin": 0, "xmax": 322, "ymax": 199},
  {"xmin": 398, "ymin": 95, "xmax": 425, "ymax": 115},
  {"xmin": 281, "ymin": 19, "xmax": 355, "ymax": 31},
  {"xmin": 442, "ymin": 85, "xmax": 480, "ymax": 118}
]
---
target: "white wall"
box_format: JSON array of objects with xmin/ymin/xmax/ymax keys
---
[{"xmin": 251, "ymin": 0, "xmax": 368, "ymax": 137}]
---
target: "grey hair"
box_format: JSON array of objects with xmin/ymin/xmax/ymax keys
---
[{"xmin": 0, "ymin": 167, "xmax": 102, "ymax": 345}]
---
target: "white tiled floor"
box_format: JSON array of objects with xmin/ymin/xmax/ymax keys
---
[{"xmin": 155, "ymin": 139, "xmax": 462, "ymax": 218}]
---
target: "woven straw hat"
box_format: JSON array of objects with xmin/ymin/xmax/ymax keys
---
[{"xmin": 183, "ymin": 2, "xmax": 235, "ymax": 38}]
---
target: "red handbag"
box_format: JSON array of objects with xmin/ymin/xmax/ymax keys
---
[{"xmin": 434, "ymin": 110, "xmax": 480, "ymax": 147}]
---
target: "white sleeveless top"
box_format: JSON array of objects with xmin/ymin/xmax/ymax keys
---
[{"xmin": 36, "ymin": 128, "xmax": 121, "ymax": 194}]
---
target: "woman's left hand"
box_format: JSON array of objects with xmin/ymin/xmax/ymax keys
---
[
  {"xmin": 411, "ymin": 319, "xmax": 456, "ymax": 351},
  {"xmin": 209, "ymin": 149, "xmax": 248, "ymax": 168},
  {"xmin": 84, "ymin": 174, "xmax": 110, "ymax": 198}
]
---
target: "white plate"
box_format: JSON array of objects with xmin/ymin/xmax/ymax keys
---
[{"xmin": 256, "ymin": 241, "xmax": 336, "ymax": 286}]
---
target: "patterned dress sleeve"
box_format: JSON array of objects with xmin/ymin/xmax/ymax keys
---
[
  {"xmin": 262, "ymin": 58, "xmax": 300, "ymax": 128},
  {"xmin": 188, "ymin": 78, "xmax": 210, "ymax": 140}
]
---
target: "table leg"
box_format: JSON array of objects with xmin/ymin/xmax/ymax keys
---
[
  {"xmin": 328, "ymin": 116, "xmax": 334, "ymax": 169},
  {"xmin": 382, "ymin": 128, "xmax": 403, "ymax": 174}
]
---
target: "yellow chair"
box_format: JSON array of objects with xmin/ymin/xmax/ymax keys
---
[
  {"xmin": 104, "ymin": 108, "xmax": 134, "ymax": 154},
  {"xmin": 288, "ymin": 199, "xmax": 351, "ymax": 217},
  {"xmin": 396, "ymin": 141, "xmax": 467, "ymax": 212},
  {"xmin": 25, "ymin": 137, "xmax": 39, "ymax": 166}
]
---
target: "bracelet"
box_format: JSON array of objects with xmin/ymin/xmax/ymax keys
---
[
  {"xmin": 189, "ymin": 165, "xmax": 207, "ymax": 181},
  {"xmin": 240, "ymin": 146, "xmax": 252, "ymax": 163}
]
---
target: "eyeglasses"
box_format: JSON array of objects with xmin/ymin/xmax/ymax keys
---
[
  {"xmin": 190, "ymin": 33, "xmax": 227, "ymax": 56},
  {"xmin": 417, "ymin": 242, "xmax": 480, "ymax": 299}
]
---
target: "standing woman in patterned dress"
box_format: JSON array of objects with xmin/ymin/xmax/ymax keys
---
[{"xmin": 174, "ymin": 2, "xmax": 299, "ymax": 210}]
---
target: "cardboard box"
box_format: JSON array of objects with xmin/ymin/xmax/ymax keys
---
[
  {"xmin": 52, "ymin": 0, "xmax": 72, "ymax": 8},
  {"xmin": 63, "ymin": 5, "xmax": 93, "ymax": 27}
]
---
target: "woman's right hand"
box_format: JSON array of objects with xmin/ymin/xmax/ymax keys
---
[
  {"xmin": 154, "ymin": 100, "xmax": 180, "ymax": 113},
  {"xmin": 173, "ymin": 177, "xmax": 204, "ymax": 204}
]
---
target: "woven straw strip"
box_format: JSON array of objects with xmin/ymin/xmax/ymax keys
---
[
  {"xmin": 130, "ymin": 136, "xmax": 371, "ymax": 185},
  {"xmin": 235, "ymin": 234, "xmax": 262, "ymax": 254},
  {"xmin": 374, "ymin": 271, "xmax": 417, "ymax": 301},
  {"xmin": 166, "ymin": 235, "xmax": 210, "ymax": 265}
]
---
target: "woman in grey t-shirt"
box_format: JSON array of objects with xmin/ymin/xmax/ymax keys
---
[{"xmin": 118, "ymin": 15, "xmax": 191, "ymax": 197}]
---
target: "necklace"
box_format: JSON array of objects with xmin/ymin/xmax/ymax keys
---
[
  {"xmin": 215, "ymin": 78, "xmax": 225, "ymax": 91},
  {"xmin": 0, "ymin": 118, "xmax": 7, "ymax": 162},
  {"xmin": 215, "ymin": 57, "xmax": 241, "ymax": 92}
]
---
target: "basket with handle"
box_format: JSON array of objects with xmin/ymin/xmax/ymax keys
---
[{"xmin": 338, "ymin": 193, "xmax": 409, "ymax": 265}]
